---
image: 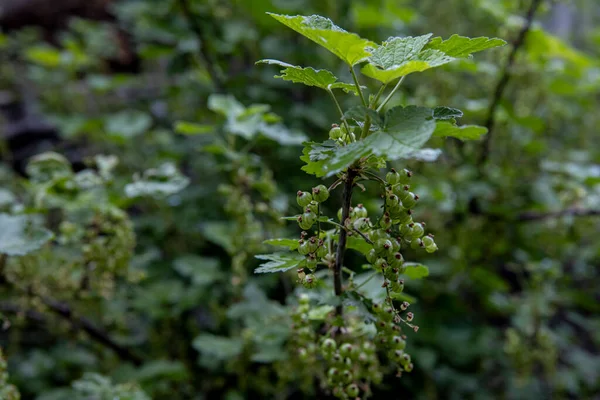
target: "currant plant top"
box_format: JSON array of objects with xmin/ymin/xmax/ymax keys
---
[{"xmin": 253, "ymin": 13, "xmax": 505, "ymax": 399}]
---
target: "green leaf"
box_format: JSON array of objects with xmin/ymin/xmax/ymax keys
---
[
  {"xmin": 192, "ymin": 334, "xmax": 244, "ymax": 361},
  {"xmin": 424, "ymin": 34, "xmax": 507, "ymax": 58},
  {"xmin": 267, "ymin": 13, "xmax": 375, "ymax": 66},
  {"xmin": 433, "ymin": 106, "xmax": 463, "ymax": 120},
  {"xmin": 200, "ymin": 222, "xmax": 235, "ymax": 254},
  {"xmin": 257, "ymin": 59, "xmax": 360, "ymax": 95},
  {"xmin": 300, "ymin": 141, "xmax": 336, "ymax": 177},
  {"xmin": 0, "ymin": 214, "xmax": 53, "ymax": 256},
  {"xmin": 259, "ymin": 124, "xmax": 307, "ymax": 145},
  {"xmin": 361, "ymin": 35, "xmax": 453, "ymax": 83},
  {"xmin": 342, "ymin": 291, "xmax": 377, "ymax": 323},
  {"xmin": 263, "ymin": 238, "xmax": 299, "ymax": 250},
  {"xmin": 433, "ymin": 121, "xmax": 487, "ymax": 141},
  {"xmin": 26, "ymin": 152, "xmax": 72, "ymax": 183},
  {"xmin": 315, "ymin": 106, "xmax": 437, "ymax": 177},
  {"xmin": 345, "ymin": 236, "xmax": 372, "ymax": 255},
  {"xmin": 254, "ymin": 252, "xmax": 304, "ymax": 273},
  {"xmin": 403, "ymin": 262, "xmax": 429, "ymax": 279},
  {"xmin": 105, "ymin": 110, "xmax": 152, "ymax": 139},
  {"xmin": 173, "ymin": 255, "xmax": 222, "ymax": 286},
  {"xmin": 343, "ymin": 106, "xmax": 383, "ymax": 127},
  {"xmin": 307, "ymin": 305, "xmax": 335, "ymax": 320},
  {"xmin": 125, "ymin": 163, "xmax": 189, "ymax": 198},
  {"xmin": 174, "ymin": 121, "xmax": 213, "ymax": 135}
]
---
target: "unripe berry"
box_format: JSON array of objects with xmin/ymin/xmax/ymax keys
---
[
  {"xmin": 374, "ymin": 258, "xmax": 387, "ymax": 271},
  {"xmin": 299, "ymin": 211, "xmax": 317, "ymax": 230},
  {"xmin": 354, "ymin": 203, "xmax": 368, "ymax": 218},
  {"xmin": 410, "ymin": 238, "xmax": 423, "ymax": 250},
  {"xmin": 339, "ymin": 343, "xmax": 353, "ymax": 358},
  {"xmin": 328, "ymin": 367, "xmax": 339, "ymax": 382},
  {"xmin": 398, "ymin": 169, "xmax": 412, "ymax": 184},
  {"xmin": 303, "ymin": 274, "xmax": 317, "ymax": 288},
  {"xmin": 362, "ymin": 342, "xmax": 375, "ymax": 354},
  {"xmin": 396, "ymin": 211, "xmax": 413, "ymax": 225},
  {"xmin": 400, "ymin": 224, "xmax": 412, "ymax": 237},
  {"xmin": 307, "ymin": 236, "xmax": 319, "ymax": 253},
  {"xmin": 305, "ymin": 254, "xmax": 317, "ymax": 270},
  {"xmin": 390, "ymin": 252, "xmax": 404, "ymax": 268},
  {"xmin": 400, "ymin": 192, "xmax": 417, "ymax": 209},
  {"xmin": 393, "ymin": 349, "xmax": 404, "ymax": 362},
  {"xmin": 306, "ymin": 202, "xmax": 318, "ymax": 214},
  {"xmin": 402, "ymin": 353, "xmax": 411, "ymax": 366},
  {"xmin": 422, "ymin": 235, "xmax": 438, "ymax": 253},
  {"xmin": 376, "ymin": 239, "xmax": 393, "ymax": 255},
  {"xmin": 387, "ymin": 194, "xmax": 400, "ymax": 208},
  {"xmin": 404, "ymin": 362, "xmax": 414, "ymax": 372},
  {"xmin": 393, "ymin": 336, "xmax": 407, "ymax": 350},
  {"xmin": 380, "ymin": 214, "xmax": 392, "ymax": 229},
  {"xmin": 346, "ymin": 383, "xmax": 360, "ymax": 398},
  {"xmin": 297, "ymin": 191, "xmax": 313, "ymax": 207},
  {"xmin": 366, "ymin": 249, "xmax": 378, "ymax": 264},
  {"xmin": 298, "ymin": 241, "xmax": 310, "ymax": 255},
  {"xmin": 321, "ymin": 338, "xmax": 337, "ymax": 353},
  {"xmin": 342, "ymin": 370, "xmax": 353, "ymax": 383},
  {"xmin": 312, "ymin": 184, "xmax": 329, "ymax": 203},
  {"xmin": 391, "ymin": 279, "xmax": 404, "ymax": 293},
  {"xmin": 386, "ymin": 169, "xmax": 401, "ymax": 185},
  {"xmin": 410, "ymin": 222, "xmax": 424, "ymax": 239},
  {"xmin": 329, "ymin": 125, "xmax": 342, "ymax": 140}
]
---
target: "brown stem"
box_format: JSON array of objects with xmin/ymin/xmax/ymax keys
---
[
  {"xmin": 478, "ymin": 0, "xmax": 544, "ymax": 165},
  {"xmin": 334, "ymin": 168, "xmax": 358, "ymax": 316}
]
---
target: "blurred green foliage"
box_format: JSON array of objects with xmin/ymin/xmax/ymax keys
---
[{"xmin": 0, "ymin": 0, "xmax": 599, "ymax": 399}]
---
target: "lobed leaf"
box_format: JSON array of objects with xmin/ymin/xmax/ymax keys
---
[
  {"xmin": 257, "ymin": 59, "xmax": 361, "ymax": 95},
  {"xmin": 267, "ymin": 13, "xmax": 374, "ymax": 66},
  {"xmin": 0, "ymin": 214, "xmax": 54, "ymax": 256},
  {"xmin": 403, "ymin": 262, "xmax": 429, "ymax": 279},
  {"xmin": 424, "ymin": 34, "xmax": 507, "ymax": 58},
  {"xmin": 254, "ymin": 252, "xmax": 304, "ymax": 273},
  {"xmin": 433, "ymin": 121, "xmax": 488, "ymax": 141},
  {"xmin": 263, "ymin": 238, "xmax": 300, "ymax": 250}
]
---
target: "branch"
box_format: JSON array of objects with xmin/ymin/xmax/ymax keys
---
[
  {"xmin": 333, "ymin": 168, "xmax": 358, "ymax": 317},
  {"xmin": 478, "ymin": 0, "xmax": 544, "ymax": 165},
  {"xmin": 177, "ymin": 0, "xmax": 224, "ymax": 92},
  {"xmin": 517, "ymin": 208, "xmax": 600, "ymax": 221},
  {"xmin": 2, "ymin": 295, "xmax": 144, "ymax": 365}
]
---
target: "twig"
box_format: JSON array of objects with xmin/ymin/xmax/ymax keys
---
[
  {"xmin": 40, "ymin": 296, "xmax": 144, "ymax": 365},
  {"xmin": 177, "ymin": 0, "xmax": 224, "ymax": 92},
  {"xmin": 478, "ymin": 0, "xmax": 544, "ymax": 165},
  {"xmin": 353, "ymin": 228, "xmax": 374, "ymax": 245},
  {"xmin": 334, "ymin": 168, "xmax": 358, "ymax": 317}
]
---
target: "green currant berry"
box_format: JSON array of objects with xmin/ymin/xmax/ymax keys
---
[
  {"xmin": 401, "ymin": 192, "xmax": 418, "ymax": 209},
  {"xmin": 303, "ymin": 274, "xmax": 317, "ymax": 288},
  {"xmin": 387, "ymin": 194, "xmax": 400, "ymax": 209},
  {"xmin": 390, "ymin": 252, "xmax": 404, "ymax": 268},
  {"xmin": 297, "ymin": 347, "xmax": 308, "ymax": 359},
  {"xmin": 404, "ymin": 362, "xmax": 414, "ymax": 372},
  {"xmin": 409, "ymin": 222, "xmax": 424, "ymax": 239},
  {"xmin": 398, "ymin": 169, "xmax": 412, "ymax": 184},
  {"xmin": 400, "ymin": 223, "xmax": 412, "ymax": 237},
  {"xmin": 393, "ymin": 349, "xmax": 405, "ymax": 362},
  {"xmin": 402, "ymin": 353, "xmax": 411, "ymax": 366},
  {"xmin": 342, "ymin": 370, "xmax": 353, "ymax": 384},
  {"xmin": 321, "ymin": 338, "xmax": 337, "ymax": 353},
  {"xmin": 329, "ymin": 125, "xmax": 342, "ymax": 140},
  {"xmin": 396, "ymin": 210, "xmax": 413, "ymax": 225},
  {"xmin": 339, "ymin": 343, "xmax": 353, "ymax": 358},
  {"xmin": 354, "ymin": 204, "xmax": 368, "ymax": 218},
  {"xmin": 380, "ymin": 213, "xmax": 392, "ymax": 229},
  {"xmin": 328, "ymin": 367, "xmax": 339, "ymax": 382},
  {"xmin": 366, "ymin": 249, "xmax": 378, "ymax": 264},
  {"xmin": 393, "ymin": 336, "xmax": 406, "ymax": 350},
  {"xmin": 410, "ymin": 238, "xmax": 423, "ymax": 250},
  {"xmin": 346, "ymin": 383, "xmax": 360, "ymax": 398},
  {"xmin": 376, "ymin": 239, "xmax": 393, "ymax": 255},
  {"xmin": 298, "ymin": 240, "xmax": 310, "ymax": 255},
  {"xmin": 299, "ymin": 211, "xmax": 317, "ymax": 230},
  {"xmin": 306, "ymin": 202, "xmax": 318, "ymax": 214},
  {"xmin": 307, "ymin": 236, "xmax": 319, "ymax": 253},
  {"xmin": 305, "ymin": 254, "xmax": 317, "ymax": 270},
  {"xmin": 297, "ymin": 191, "xmax": 313, "ymax": 207},
  {"xmin": 374, "ymin": 258, "xmax": 388, "ymax": 271},
  {"xmin": 386, "ymin": 169, "xmax": 401, "ymax": 185},
  {"xmin": 312, "ymin": 185, "xmax": 329, "ymax": 203}
]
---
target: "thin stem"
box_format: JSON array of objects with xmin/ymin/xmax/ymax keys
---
[
  {"xmin": 377, "ymin": 76, "xmax": 406, "ymax": 112},
  {"xmin": 327, "ymin": 88, "xmax": 353, "ymax": 138},
  {"xmin": 349, "ymin": 66, "xmax": 367, "ymax": 107},
  {"xmin": 371, "ymin": 83, "xmax": 388, "ymax": 108},
  {"xmin": 317, "ymin": 203, "xmax": 322, "ymax": 238},
  {"xmin": 354, "ymin": 271, "xmax": 378, "ymax": 290},
  {"xmin": 353, "ymin": 228, "xmax": 374, "ymax": 245},
  {"xmin": 334, "ymin": 168, "xmax": 358, "ymax": 317}
]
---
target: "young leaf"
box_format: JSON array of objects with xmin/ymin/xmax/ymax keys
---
[
  {"xmin": 257, "ymin": 59, "xmax": 360, "ymax": 95},
  {"xmin": 263, "ymin": 238, "xmax": 300, "ymax": 250},
  {"xmin": 403, "ymin": 262, "xmax": 429, "ymax": 279},
  {"xmin": 267, "ymin": 13, "xmax": 374, "ymax": 66},
  {"xmin": 315, "ymin": 106, "xmax": 437, "ymax": 177},
  {"xmin": 254, "ymin": 253, "xmax": 304, "ymax": 273},
  {"xmin": 433, "ymin": 121, "xmax": 487, "ymax": 141},
  {"xmin": 433, "ymin": 106, "xmax": 463, "ymax": 120},
  {"xmin": 0, "ymin": 214, "xmax": 54, "ymax": 256},
  {"xmin": 361, "ymin": 34, "xmax": 454, "ymax": 84},
  {"xmin": 424, "ymin": 34, "xmax": 507, "ymax": 58}
]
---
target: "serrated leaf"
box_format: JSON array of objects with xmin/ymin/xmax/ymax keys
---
[
  {"xmin": 257, "ymin": 59, "xmax": 360, "ymax": 95},
  {"xmin": 300, "ymin": 141, "xmax": 337, "ymax": 177},
  {"xmin": 0, "ymin": 214, "xmax": 53, "ymax": 256},
  {"xmin": 424, "ymin": 34, "xmax": 506, "ymax": 58},
  {"xmin": 403, "ymin": 262, "xmax": 429, "ymax": 279},
  {"xmin": 433, "ymin": 121, "xmax": 487, "ymax": 141},
  {"xmin": 254, "ymin": 252, "xmax": 304, "ymax": 273},
  {"xmin": 433, "ymin": 106, "xmax": 463, "ymax": 120},
  {"xmin": 268, "ymin": 13, "xmax": 374, "ymax": 66},
  {"xmin": 174, "ymin": 121, "xmax": 213, "ymax": 135},
  {"xmin": 316, "ymin": 106, "xmax": 437, "ymax": 177},
  {"xmin": 125, "ymin": 162, "xmax": 189, "ymax": 198},
  {"xmin": 345, "ymin": 236, "xmax": 372, "ymax": 255},
  {"xmin": 343, "ymin": 106, "xmax": 383, "ymax": 127},
  {"xmin": 361, "ymin": 36, "xmax": 453, "ymax": 83},
  {"xmin": 263, "ymin": 238, "xmax": 299, "ymax": 250}
]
